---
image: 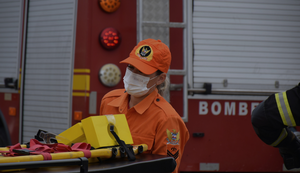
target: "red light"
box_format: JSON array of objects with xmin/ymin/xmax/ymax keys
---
[{"xmin": 99, "ymin": 27, "xmax": 121, "ymax": 50}]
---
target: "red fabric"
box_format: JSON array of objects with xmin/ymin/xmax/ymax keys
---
[
  {"xmin": 71, "ymin": 143, "xmax": 91, "ymax": 158},
  {"xmin": 0, "ymin": 139, "xmax": 91, "ymax": 160},
  {"xmin": 0, "ymin": 143, "xmax": 23, "ymax": 156}
]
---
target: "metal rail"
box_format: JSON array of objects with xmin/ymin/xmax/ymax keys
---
[
  {"xmin": 142, "ymin": 21, "xmax": 186, "ymax": 28},
  {"xmin": 187, "ymin": 88, "xmax": 282, "ymax": 96},
  {"xmin": 0, "ymin": 157, "xmax": 89, "ymax": 173}
]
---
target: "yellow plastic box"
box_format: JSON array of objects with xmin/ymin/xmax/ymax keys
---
[
  {"xmin": 81, "ymin": 114, "xmax": 133, "ymax": 148},
  {"xmin": 57, "ymin": 122, "xmax": 86, "ymax": 146}
]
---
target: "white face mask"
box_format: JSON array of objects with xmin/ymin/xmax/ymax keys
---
[{"xmin": 123, "ymin": 67, "xmax": 157, "ymax": 97}]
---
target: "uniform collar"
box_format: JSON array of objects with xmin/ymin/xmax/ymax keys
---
[
  {"xmin": 107, "ymin": 89, "xmax": 158, "ymax": 114},
  {"xmin": 107, "ymin": 90, "xmax": 129, "ymax": 113},
  {"xmin": 133, "ymin": 89, "xmax": 158, "ymax": 114}
]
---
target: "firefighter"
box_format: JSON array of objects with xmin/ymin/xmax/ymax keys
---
[
  {"xmin": 251, "ymin": 83, "xmax": 300, "ymax": 170},
  {"xmin": 99, "ymin": 38, "xmax": 189, "ymax": 173}
]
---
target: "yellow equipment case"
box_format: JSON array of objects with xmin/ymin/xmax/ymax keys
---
[{"xmin": 0, "ymin": 114, "xmax": 168, "ymax": 172}]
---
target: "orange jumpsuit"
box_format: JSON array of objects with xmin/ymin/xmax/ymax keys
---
[{"xmin": 100, "ymin": 88, "xmax": 189, "ymax": 173}]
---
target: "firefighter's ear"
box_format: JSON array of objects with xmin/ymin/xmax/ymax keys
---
[{"xmin": 156, "ymin": 73, "xmax": 166, "ymax": 86}]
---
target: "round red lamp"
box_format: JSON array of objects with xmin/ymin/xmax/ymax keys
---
[{"xmin": 99, "ymin": 27, "xmax": 121, "ymax": 50}]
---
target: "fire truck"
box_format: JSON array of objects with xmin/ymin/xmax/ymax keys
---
[{"xmin": 0, "ymin": 0, "xmax": 300, "ymax": 172}]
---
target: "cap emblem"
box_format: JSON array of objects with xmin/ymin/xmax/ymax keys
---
[{"xmin": 135, "ymin": 45, "xmax": 153, "ymax": 61}]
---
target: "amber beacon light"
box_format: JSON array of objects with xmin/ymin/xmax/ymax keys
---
[
  {"xmin": 99, "ymin": 27, "xmax": 121, "ymax": 50},
  {"xmin": 99, "ymin": 0, "xmax": 120, "ymax": 13}
]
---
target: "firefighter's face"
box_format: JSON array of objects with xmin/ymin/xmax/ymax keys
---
[{"xmin": 127, "ymin": 64, "xmax": 166, "ymax": 90}]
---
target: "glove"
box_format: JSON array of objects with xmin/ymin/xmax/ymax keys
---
[{"xmin": 279, "ymin": 132, "xmax": 300, "ymax": 170}]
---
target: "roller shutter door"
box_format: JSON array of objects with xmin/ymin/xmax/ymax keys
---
[
  {"xmin": 22, "ymin": 0, "xmax": 77, "ymax": 142},
  {"xmin": 193, "ymin": 0, "xmax": 300, "ymax": 91},
  {"xmin": 0, "ymin": 0, "xmax": 23, "ymax": 87}
]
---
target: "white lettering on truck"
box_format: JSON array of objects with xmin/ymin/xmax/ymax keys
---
[
  {"xmin": 239, "ymin": 102, "xmax": 248, "ymax": 116},
  {"xmin": 199, "ymin": 101, "xmax": 208, "ymax": 115},
  {"xmin": 199, "ymin": 101, "xmax": 261, "ymax": 116},
  {"xmin": 211, "ymin": 102, "xmax": 221, "ymax": 115},
  {"xmin": 224, "ymin": 102, "xmax": 235, "ymax": 115}
]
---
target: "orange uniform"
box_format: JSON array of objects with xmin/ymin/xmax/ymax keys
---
[{"xmin": 100, "ymin": 88, "xmax": 189, "ymax": 173}]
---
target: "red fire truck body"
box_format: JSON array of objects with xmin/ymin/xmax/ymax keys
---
[{"xmin": 1, "ymin": 0, "xmax": 300, "ymax": 172}]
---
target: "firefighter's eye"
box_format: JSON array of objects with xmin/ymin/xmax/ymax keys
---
[
  {"xmin": 127, "ymin": 64, "xmax": 143, "ymax": 74},
  {"xmin": 127, "ymin": 64, "xmax": 138, "ymax": 72},
  {"xmin": 127, "ymin": 64, "xmax": 134, "ymax": 70}
]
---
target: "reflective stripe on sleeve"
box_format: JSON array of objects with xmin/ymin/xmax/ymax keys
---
[
  {"xmin": 271, "ymin": 128, "xmax": 288, "ymax": 147},
  {"xmin": 275, "ymin": 92, "xmax": 296, "ymax": 127}
]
